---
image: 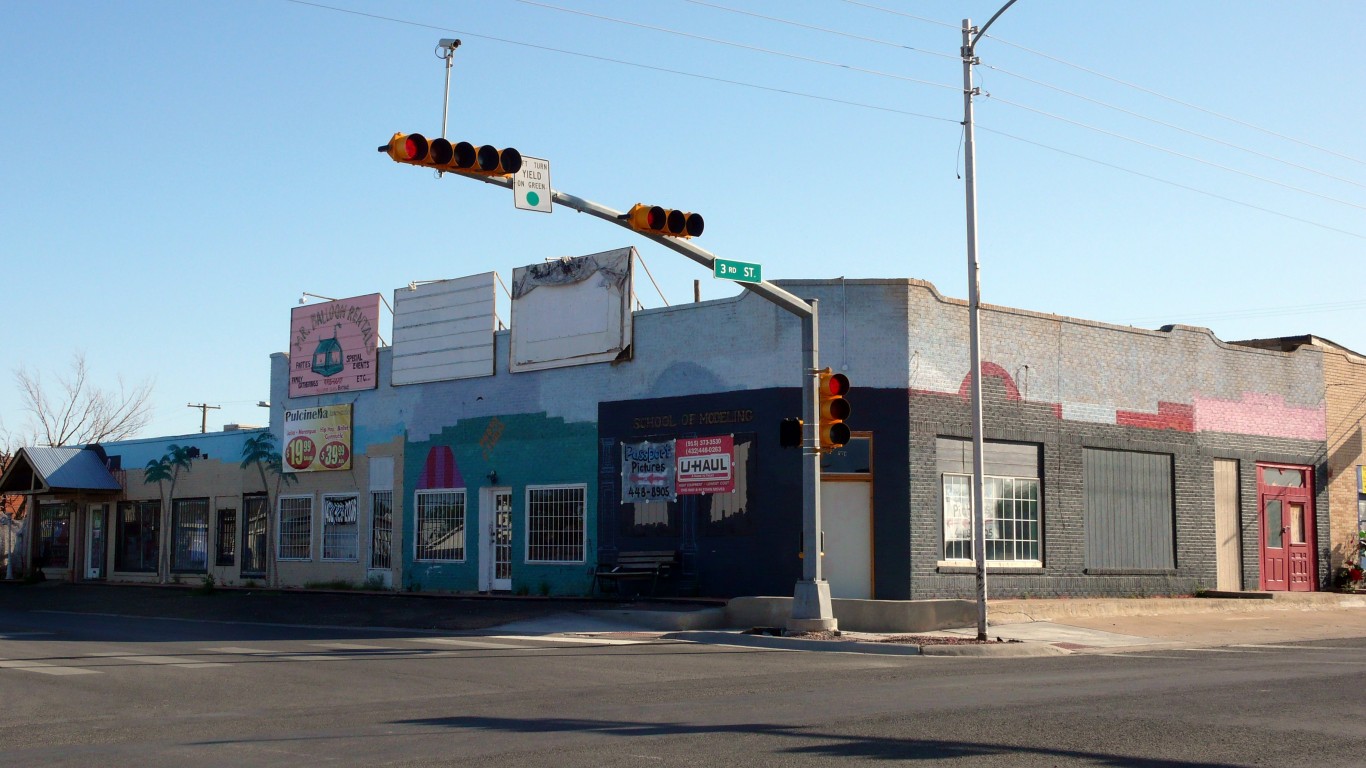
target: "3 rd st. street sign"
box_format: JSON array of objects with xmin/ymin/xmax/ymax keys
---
[
  {"xmin": 714, "ymin": 257, "xmax": 762, "ymax": 283},
  {"xmin": 513, "ymin": 156, "xmax": 551, "ymax": 213}
]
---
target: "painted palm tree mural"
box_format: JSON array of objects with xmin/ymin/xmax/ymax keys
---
[
  {"xmin": 142, "ymin": 443, "xmax": 193, "ymax": 582},
  {"xmin": 241, "ymin": 432, "xmax": 295, "ymax": 586}
]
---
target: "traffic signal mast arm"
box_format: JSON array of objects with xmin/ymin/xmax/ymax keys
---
[{"xmin": 436, "ymin": 163, "xmax": 812, "ymax": 319}]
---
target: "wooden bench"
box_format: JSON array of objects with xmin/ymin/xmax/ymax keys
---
[{"xmin": 593, "ymin": 550, "xmax": 679, "ymax": 597}]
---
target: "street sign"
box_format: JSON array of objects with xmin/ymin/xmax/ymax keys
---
[
  {"xmin": 513, "ymin": 156, "xmax": 551, "ymax": 213},
  {"xmin": 713, "ymin": 257, "xmax": 762, "ymax": 283}
]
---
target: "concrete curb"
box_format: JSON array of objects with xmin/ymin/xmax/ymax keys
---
[{"xmin": 662, "ymin": 630, "xmax": 1068, "ymax": 657}]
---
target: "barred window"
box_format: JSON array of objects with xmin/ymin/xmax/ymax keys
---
[
  {"xmin": 240, "ymin": 495, "xmax": 268, "ymax": 576},
  {"xmin": 371, "ymin": 491, "xmax": 393, "ymax": 570},
  {"xmin": 415, "ymin": 490, "xmax": 465, "ymax": 562},
  {"xmin": 322, "ymin": 494, "xmax": 360, "ymax": 561},
  {"xmin": 278, "ymin": 495, "xmax": 313, "ymax": 561},
  {"xmin": 172, "ymin": 498, "xmax": 210, "ymax": 573},
  {"xmin": 38, "ymin": 503, "xmax": 72, "ymax": 569},
  {"xmin": 116, "ymin": 501, "xmax": 160, "ymax": 573},
  {"xmin": 943, "ymin": 474, "xmax": 1040, "ymax": 562},
  {"xmin": 527, "ymin": 485, "xmax": 586, "ymax": 563},
  {"xmin": 216, "ymin": 508, "xmax": 237, "ymax": 566}
]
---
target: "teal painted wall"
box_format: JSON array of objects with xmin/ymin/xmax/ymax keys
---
[{"xmin": 402, "ymin": 412, "xmax": 598, "ymax": 595}]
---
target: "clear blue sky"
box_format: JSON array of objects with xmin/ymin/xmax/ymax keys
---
[{"xmin": 4, "ymin": 1, "xmax": 1364, "ymax": 441}]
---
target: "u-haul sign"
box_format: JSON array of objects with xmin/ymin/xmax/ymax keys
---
[{"xmin": 676, "ymin": 435, "xmax": 734, "ymax": 495}]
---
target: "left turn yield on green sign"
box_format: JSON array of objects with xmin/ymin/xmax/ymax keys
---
[{"xmin": 514, "ymin": 156, "xmax": 551, "ymax": 213}]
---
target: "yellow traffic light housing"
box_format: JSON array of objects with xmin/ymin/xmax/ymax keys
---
[
  {"xmin": 379, "ymin": 133, "xmax": 522, "ymax": 176},
  {"xmin": 625, "ymin": 203, "xmax": 704, "ymax": 238},
  {"xmin": 817, "ymin": 368, "xmax": 851, "ymax": 453}
]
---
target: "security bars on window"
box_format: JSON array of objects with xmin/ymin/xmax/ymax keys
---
[
  {"xmin": 172, "ymin": 498, "xmax": 210, "ymax": 572},
  {"xmin": 278, "ymin": 496, "xmax": 313, "ymax": 561},
  {"xmin": 371, "ymin": 490, "xmax": 393, "ymax": 570},
  {"xmin": 943, "ymin": 474, "xmax": 1040, "ymax": 562},
  {"xmin": 527, "ymin": 485, "xmax": 586, "ymax": 563},
  {"xmin": 415, "ymin": 490, "xmax": 465, "ymax": 562},
  {"xmin": 241, "ymin": 495, "xmax": 268, "ymax": 575},
  {"xmin": 322, "ymin": 494, "xmax": 360, "ymax": 561}
]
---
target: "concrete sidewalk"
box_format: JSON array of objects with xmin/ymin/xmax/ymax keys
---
[{"xmin": 566, "ymin": 592, "xmax": 1366, "ymax": 657}]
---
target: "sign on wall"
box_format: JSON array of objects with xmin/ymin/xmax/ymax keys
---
[
  {"xmin": 391, "ymin": 274, "xmax": 497, "ymax": 385},
  {"xmin": 622, "ymin": 440, "xmax": 676, "ymax": 503},
  {"xmin": 676, "ymin": 435, "xmax": 735, "ymax": 495},
  {"xmin": 289, "ymin": 294, "xmax": 381, "ymax": 398},
  {"xmin": 283, "ymin": 404, "xmax": 353, "ymax": 473}
]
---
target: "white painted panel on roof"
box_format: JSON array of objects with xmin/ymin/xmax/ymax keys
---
[
  {"xmin": 510, "ymin": 248, "xmax": 633, "ymax": 373},
  {"xmin": 391, "ymin": 273, "xmax": 497, "ymax": 385}
]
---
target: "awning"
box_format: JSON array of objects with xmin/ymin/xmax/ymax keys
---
[{"xmin": 0, "ymin": 446, "xmax": 122, "ymax": 495}]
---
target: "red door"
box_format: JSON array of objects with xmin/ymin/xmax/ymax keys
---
[{"xmin": 1257, "ymin": 464, "xmax": 1316, "ymax": 592}]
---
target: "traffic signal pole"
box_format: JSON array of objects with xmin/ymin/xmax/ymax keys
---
[{"xmin": 458, "ymin": 173, "xmax": 837, "ymax": 631}]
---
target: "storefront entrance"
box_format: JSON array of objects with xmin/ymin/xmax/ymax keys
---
[{"xmin": 1257, "ymin": 463, "xmax": 1316, "ymax": 591}]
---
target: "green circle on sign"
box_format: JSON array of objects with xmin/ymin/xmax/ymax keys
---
[{"xmin": 526, "ymin": 191, "xmax": 540, "ymax": 207}]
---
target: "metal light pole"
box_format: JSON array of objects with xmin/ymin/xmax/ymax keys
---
[{"xmin": 961, "ymin": 0, "xmax": 1017, "ymax": 642}]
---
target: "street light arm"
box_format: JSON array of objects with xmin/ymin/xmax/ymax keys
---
[
  {"xmin": 461, "ymin": 172, "xmax": 813, "ymax": 318},
  {"xmin": 968, "ymin": 0, "xmax": 1019, "ymax": 54}
]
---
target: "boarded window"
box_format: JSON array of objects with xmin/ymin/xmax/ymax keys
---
[{"xmin": 1083, "ymin": 448, "xmax": 1175, "ymax": 570}]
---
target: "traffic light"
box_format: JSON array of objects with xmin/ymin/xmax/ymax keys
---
[
  {"xmin": 817, "ymin": 368, "xmax": 851, "ymax": 452},
  {"xmin": 625, "ymin": 204, "xmax": 704, "ymax": 238},
  {"xmin": 378, "ymin": 133, "xmax": 522, "ymax": 176},
  {"xmin": 779, "ymin": 417, "xmax": 804, "ymax": 448}
]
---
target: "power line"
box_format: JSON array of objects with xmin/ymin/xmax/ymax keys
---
[
  {"xmin": 983, "ymin": 64, "xmax": 1366, "ymax": 192},
  {"xmin": 987, "ymin": 95, "xmax": 1366, "ymax": 212},
  {"xmin": 283, "ymin": 0, "xmax": 1365, "ymax": 242},
  {"xmin": 682, "ymin": 0, "xmax": 959, "ymax": 60},
  {"xmin": 281, "ymin": 0, "xmax": 958, "ymax": 123},
  {"xmin": 508, "ymin": 0, "xmax": 959, "ymax": 92},
  {"xmin": 977, "ymin": 124, "xmax": 1366, "ymax": 241},
  {"xmin": 984, "ymin": 33, "xmax": 1366, "ymax": 167},
  {"xmin": 839, "ymin": 0, "xmax": 959, "ymax": 30}
]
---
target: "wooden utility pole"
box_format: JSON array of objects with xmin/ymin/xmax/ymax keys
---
[{"xmin": 187, "ymin": 403, "xmax": 221, "ymax": 434}]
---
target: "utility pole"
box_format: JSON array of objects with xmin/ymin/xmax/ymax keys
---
[
  {"xmin": 961, "ymin": 0, "xmax": 1018, "ymax": 642},
  {"xmin": 187, "ymin": 403, "xmax": 220, "ymax": 434}
]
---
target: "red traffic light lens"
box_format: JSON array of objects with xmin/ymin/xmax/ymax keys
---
[
  {"xmin": 647, "ymin": 206, "xmax": 667, "ymax": 231},
  {"xmin": 824, "ymin": 372, "xmax": 850, "ymax": 397}
]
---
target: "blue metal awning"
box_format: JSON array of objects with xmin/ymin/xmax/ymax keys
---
[{"xmin": 0, "ymin": 446, "xmax": 121, "ymax": 494}]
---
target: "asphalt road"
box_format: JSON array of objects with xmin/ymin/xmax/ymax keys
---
[{"xmin": 3, "ymin": 588, "xmax": 1365, "ymax": 767}]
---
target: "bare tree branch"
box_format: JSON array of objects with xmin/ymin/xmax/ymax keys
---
[{"xmin": 13, "ymin": 353, "xmax": 155, "ymax": 446}]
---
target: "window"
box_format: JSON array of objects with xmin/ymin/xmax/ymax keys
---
[
  {"xmin": 942, "ymin": 474, "xmax": 1041, "ymax": 562},
  {"xmin": 527, "ymin": 485, "xmax": 586, "ymax": 563},
  {"xmin": 322, "ymin": 493, "xmax": 360, "ymax": 561},
  {"xmin": 240, "ymin": 495, "xmax": 268, "ymax": 575},
  {"xmin": 1083, "ymin": 448, "xmax": 1175, "ymax": 570},
  {"xmin": 116, "ymin": 501, "xmax": 159, "ymax": 573},
  {"xmin": 415, "ymin": 490, "xmax": 465, "ymax": 561},
  {"xmin": 371, "ymin": 490, "xmax": 393, "ymax": 569},
  {"xmin": 216, "ymin": 508, "xmax": 237, "ymax": 566},
  {"xmin": 278, "ymin": 495, "xmax": 313, "ymax": 561},
  {"xmin": 172, "ymin": 498, "xmax": 210, "ymax": 573},
  {"xmin": 38, "ymin": 503, "xmax": 71, "ymax": 569}
]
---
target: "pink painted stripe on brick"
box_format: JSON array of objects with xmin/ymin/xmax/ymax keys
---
[
  {"xmin": 419, "ymin": 445, "xmax": 464, "ymax": 489},
  {"xmin": 1192, "ymin": 393, "xmax": 1325, "ymax": 441}
]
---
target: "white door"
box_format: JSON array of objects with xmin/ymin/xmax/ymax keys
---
[
  {"xmin": 821, "ymin": 480, "xmax": 872, "ymax": 599},
  {"xmin": 85, "ymin": 504, "xmax": 107, "ymax": 580},
  {"xmin": 479, "ymin": 488, "xmax": 513, "ymax": 592}
]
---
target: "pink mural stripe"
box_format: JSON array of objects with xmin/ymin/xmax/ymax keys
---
[
  {"xmin": 1193, "ymin": 393, "xmax": 1325, "ymax": 441},
  {"xmin": 420, "ymin": 445, "xmax": 463, "ymax": 490},
  {"xmin": 1115, "ymin": 401, "xmax": 1194, "ymax": 432}
]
